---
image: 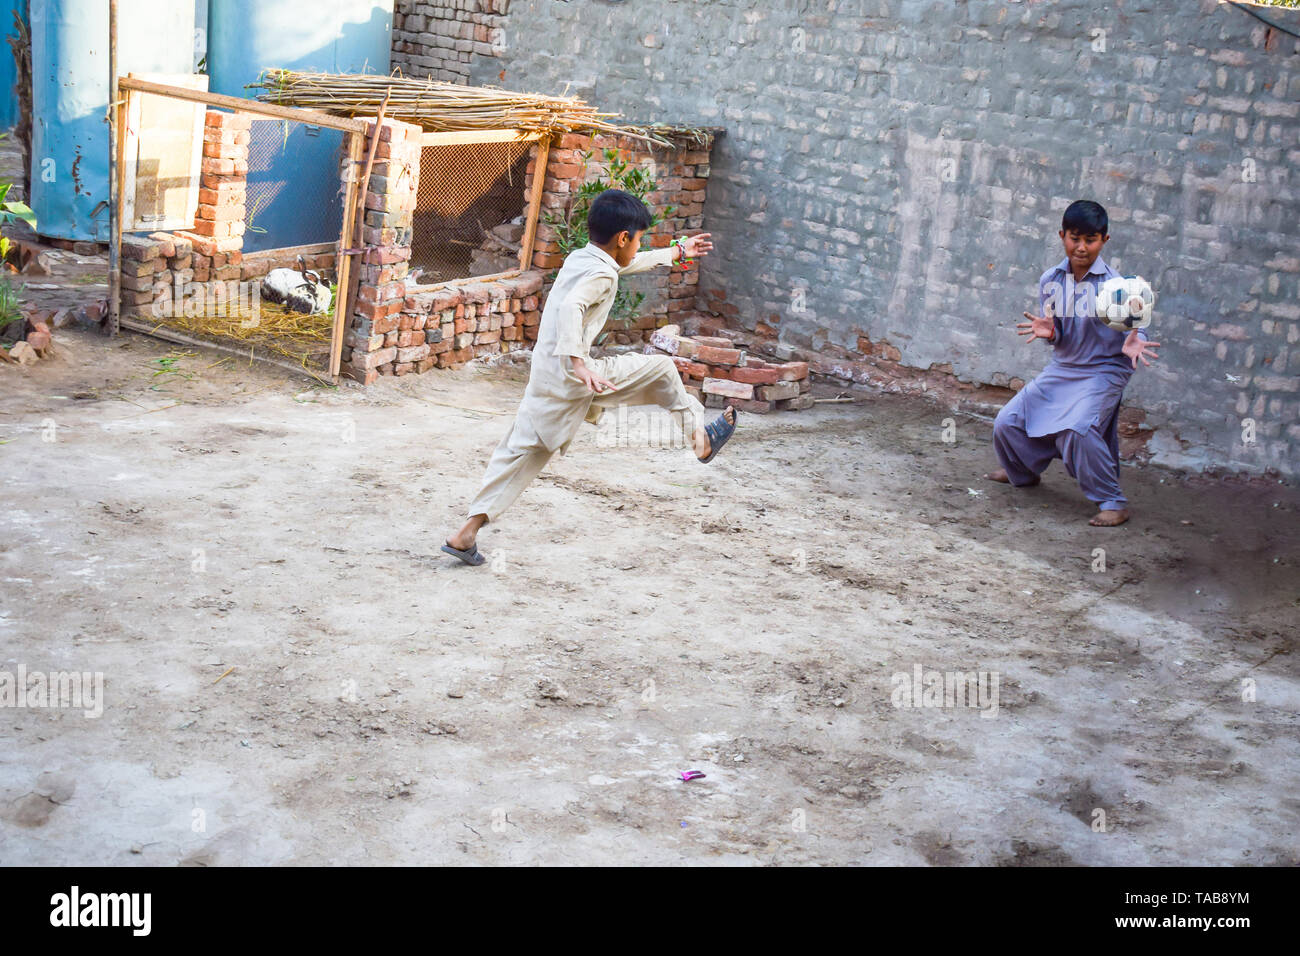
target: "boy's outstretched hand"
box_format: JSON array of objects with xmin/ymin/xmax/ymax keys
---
[
  {"xmin": 678, "ymin": 233, "xmax": 714, "ymax": 259},
  {"xmin": 1123, "ymin": 330, "xmax": 1161, "ymax": 369},
  {"xmin": 571, "ymin": 357, "xmax": 617, "ymax": 393},
  {"xmin": 1017, "ymin": 302, "xmax": 1055, "ymax": 343}
]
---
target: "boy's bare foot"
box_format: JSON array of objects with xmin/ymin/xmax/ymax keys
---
[
  {"xmin": 694, "ymin": 406, "xmax": 736, "ymax": 460},
  {"xmin": 447, "ymin": 514, "xmax": 487, "ymax": 551},
  {"xmin": 984, "ymin": 468, "xmax": 1039, "ymax": 486},
  {"xmin": 1089, "ymin": 509, "xmax": 1129, "ymax": 527}
]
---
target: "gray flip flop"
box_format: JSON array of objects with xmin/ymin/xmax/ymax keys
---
[
  {"xmin": 441, "ymin": 542, "xmax": 486, "ymax": 566},
  {"xmin": 699, "ymin": 407, "xmax": 739, "ymax": 464}
]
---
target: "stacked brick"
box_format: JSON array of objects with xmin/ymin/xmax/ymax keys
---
[
  {"xmin": 649, "ymin": 324, "xmax": 813, "ymax": 414},
  {"xmin": 182, "ymin": 110, "xmax": 250, "ymax": 252},
  {"xmin": 393, "ymin": 273, "xmax": 543, "ymax": 373},
  {"xmin": 525, "ymin": 129, "xmax": 717, "ymax": 346},
  {"xmin": 339, "ymin": 117, "xmax": 423, "ymax": 385},
  {"xmin": 118, "ymin": 232, "xmax": 191, "ymax": 320},
  {"xmin": 524, "ymin": 131, "xmax": 592, "ymax": 273},
  {"xmin": 391, "ymin": 0, "xmax": 508, "ymax": 83}
]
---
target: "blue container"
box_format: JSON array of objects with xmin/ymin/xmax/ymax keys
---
[
  {"xmin": 29, "ymin": 0, "xmax": 196, "ymax": 241},
  {"xmin": 0, "ymin": 0, "xmax": 22, "ymax": 130},
  {"xmin": 206, "ymin": 0, "xmax": 392, "ymax": 252}
]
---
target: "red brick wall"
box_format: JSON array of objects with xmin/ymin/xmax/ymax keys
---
[
  {"xmin": 525, "ymin": 129, "xmax": 718, "ymax": 345},
  {"xmin": 119, "ymin": 111, "xmax": 721, "ymax": 385},
  {"xmin": 343, "ymin": 125, "xmax": 719, "ymax": 382}
]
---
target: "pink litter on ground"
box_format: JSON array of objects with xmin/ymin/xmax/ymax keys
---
[{"xmin": 679, "ymin": 770, "xmax": 706, "ymax": 782}]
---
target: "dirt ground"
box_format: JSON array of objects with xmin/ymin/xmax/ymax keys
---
[{"xmin": 0, "ymin": 326, "xmax": 1296, "ymax": 866}]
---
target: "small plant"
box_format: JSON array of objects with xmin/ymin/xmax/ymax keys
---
[
  {"xmin": 0, "ymin": 181, "xmax": 36, "ymax": 266},
  {"xmin": 0, "ymin": 181, "xmax": 36, "ymax": 345},
  {"xmin": 0, "ymin": 275, "xmax": 21, "ymax": 327},
  {"xmin": 0, "ymin": 181, "xmax": 36, "ymax": 232},
  {"xmin": 543, "ymin": 147, "xmax": 675, "ymax": 341}
]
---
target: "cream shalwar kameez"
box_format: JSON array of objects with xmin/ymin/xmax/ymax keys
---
[{"xmin": 466, "ymin": 243, "xmax": 707, "ymax": 523}]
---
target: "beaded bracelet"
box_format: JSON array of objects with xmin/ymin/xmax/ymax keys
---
[{"xmin": 670, "ymin": 237, "xmax": 693, "ymax": 270}]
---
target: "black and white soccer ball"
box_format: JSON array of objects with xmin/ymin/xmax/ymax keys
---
[{"xmin": 1096, "ymin": 275, "xmax": 1155, "ymax": 332}]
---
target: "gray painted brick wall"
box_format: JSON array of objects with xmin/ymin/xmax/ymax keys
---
[{"xmin": 394, "ymin": 0, "xmax": 1300, "ymax": 477}]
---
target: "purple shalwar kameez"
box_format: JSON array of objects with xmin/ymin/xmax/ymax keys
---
[{"xmin": 993, "ymin": 256, "xmax": 1146, "ymax": 512}]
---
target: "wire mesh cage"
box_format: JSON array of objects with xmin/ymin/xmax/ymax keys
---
[
  {"xmin": 410, "ymin": 138, "xmax": 534, "ymax": 285},
  {"xmin": 118, "ymin": 84, "xmax": 355, "ymax": 380},
  {"xmin": 117, "ymin": 77, "xmax": 554, "ymax": 380},
  {"xmin": 243, "ymin": 118, "xmax": 346, "ymax": 253}
]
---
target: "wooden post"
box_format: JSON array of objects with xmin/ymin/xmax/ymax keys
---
[
  {"xmin": 106, "ymin": 0, "xmax": 120, "ymax": 336},
  {"xmin": 117, "ymin": 76, "xmax": 368, "ymax": 134},
  {"xmin": 340, "ymin": 92, "xmax": 391, "ymax": 373},
  {"xmin": 518, "ymin": 134, "xmax": 550, "ymax": 272},
  {"xmin": 329, "ymin": 131, "xmax": 365, "ymax": 379}
]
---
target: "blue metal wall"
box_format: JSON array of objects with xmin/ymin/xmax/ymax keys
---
[
  {"xmin": 0, "ymin": 0, "xmax": 21, "ymax": 130},
  {"xmin": 206, "ymin": 0, "xmax": 392, "ymax": 252},
  {"xmin": 30, "ymin": 0, "xmax": 195, "ymax": 241}
]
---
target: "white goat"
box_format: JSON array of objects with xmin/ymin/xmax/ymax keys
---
[{"xmin": 261, "ymin": 256, "xmax": 332, "ymax": 314}]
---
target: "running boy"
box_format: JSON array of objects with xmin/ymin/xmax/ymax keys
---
[
  {"xmin": 442, "ymin": 189, "xmax": 738, "ymax": 565},
  {"xmin": 986, "ymin": 200, "xmax": 1161, "ymax": 527}
]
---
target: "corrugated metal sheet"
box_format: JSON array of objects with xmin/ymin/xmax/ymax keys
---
[
  {"xmin": 0, "ymin": 0, "xmax": 22, "ymax": 130},
  {"xmin": 207, "ymin": 0, "xmax": 392, "ymax": 252},
  {"xmin": 30, "ymin": 0, "xmax": 195, "ymax": 240}
]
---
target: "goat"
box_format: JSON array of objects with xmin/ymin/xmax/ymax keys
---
[{"xmin": 261, "ymin": 256, "xmax": 332, "ymax": 314}]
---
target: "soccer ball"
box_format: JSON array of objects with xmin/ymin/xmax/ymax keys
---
[{"xmin": 1096, "ymin": 275, "xmax": 1155, "ymax": 332}]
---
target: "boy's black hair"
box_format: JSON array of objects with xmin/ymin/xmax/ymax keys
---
[
  {"xmin": 588, "ymin": 189, "xmax": 653, "ymax": 245},
  {"xmin": 1062, "ymin": 199, "xmax": 1108, "ymax": 236}
]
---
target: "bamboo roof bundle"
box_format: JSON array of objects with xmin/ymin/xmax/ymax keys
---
[{"xmin": 249, "ymin": 70, "xmax": 665, "ymax": 142}]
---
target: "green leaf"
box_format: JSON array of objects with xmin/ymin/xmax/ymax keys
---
[
  {"xmin": 547, "ymin": 146, "xmax": 674, "ymax": 337},
  {"xmin": 1, "ymin": 199, "xmax": 37, "ymax": 228}
]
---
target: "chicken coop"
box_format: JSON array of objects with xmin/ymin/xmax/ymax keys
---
[
  {"xmin": 411, "ymin": 133, "xmax": 538, "ymax": 286},
  {"xmin": 111, "ymin": 73, "xmax": 555, "ymax": 381},
  {"xmin": 112, "ymin": 75, "xmax": 365, "ymax": 379}
]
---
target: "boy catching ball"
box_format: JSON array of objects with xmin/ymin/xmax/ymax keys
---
[{"xmin": 986, "ymin": 200, "xmax": 1161, "ymax": 527}]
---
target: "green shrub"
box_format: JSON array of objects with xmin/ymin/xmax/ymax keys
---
[
  {"xmin": 0, "ymin": 181, "xmax": 36, "ymax": 347},
  {"xmin": 543, "ymin": 147, "xmax": 676, "ymax": 341}
]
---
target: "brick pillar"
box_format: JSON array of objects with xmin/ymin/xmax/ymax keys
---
[
  {"xmin": 175, "ymin": 109, "xmax": 249, "ymax": 253},
  {"xmin": 171, "ymin": 108, "xmax": 249, "ymax": 284},
  {"xmin": 341, "ymin": 117, "xmax": 422, "ymax": 384},
  {"xmin": 526, "ymin": 131, "xmax": 592, "ymax": 273},
  {"xmin": 526, "ymin": 130, "xmax": 718, "ymax": 345},
  {"xmin": 659, "ymin": 144, "xmax": 712, "ymax": 330},
  {"xmin": 117, "ymin": 234, "xmax": 166, "ymax": 319}
]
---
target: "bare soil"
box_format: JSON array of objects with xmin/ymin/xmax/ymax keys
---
[{"xmin": 0, "ymin": 327, "xmax": 1296, "ymax": 865}]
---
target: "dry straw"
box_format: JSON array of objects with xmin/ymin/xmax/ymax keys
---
[
  {"xmin": 159, "ymin": 301, "xmax": 333, "ymax": 370},
  {"xmin": 249, "ymin": 70, "xmax": 668, "ymax": 144}
]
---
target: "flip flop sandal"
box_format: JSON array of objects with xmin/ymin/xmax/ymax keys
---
[
  {"xmin": 441, "ymin": 541, "xmax": 486, "ymax": 566},
  {"xmin": 698, "ymin": 406, "xmax": 739, "ymax": 464}
]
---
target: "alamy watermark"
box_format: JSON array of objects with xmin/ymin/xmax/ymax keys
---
[
  {"xmin": 593, "ymin": 404, "xmax": 697, "ymax": 450},
  {"xmin": 0, "ymin": 665, "xmax": 103, "ymax": 718},
  {"xmin": 151, "ymin": 278, "xmax": 262, "ymax": 326},
  {"xmin": 890, "ymin": 663, "xmax": 1000, "ymax": 718},
  {"xmin": 49, "ymin": 886, "xmax": 150, "ymax": 936}
]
